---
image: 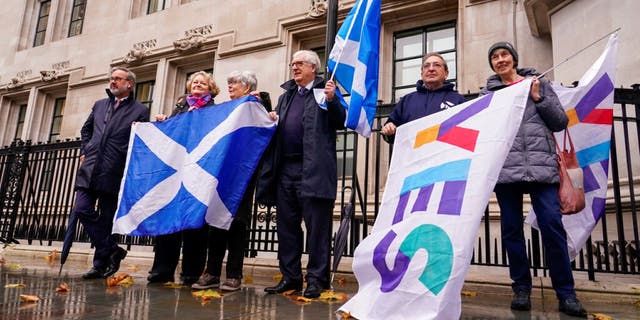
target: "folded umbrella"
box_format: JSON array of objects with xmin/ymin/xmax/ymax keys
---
[
  {"xmin": 331, "ymin": 187, "xmax": 355, "ymax": 288},
  {"xmin": 58, "ymin": 210, "xmax": 78, "ymax": 277}
]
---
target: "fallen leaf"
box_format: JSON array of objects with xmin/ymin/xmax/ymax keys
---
[
  {"xmin": 162, "ymin": 282, "xmax": 187, "ymax": 289},
  {"xmin": 337, "ymin": 277, "xmax": 346, "ymax": 286},
  {"xmin": 19, "ymin": 294, "xmax": 40, "ymax": 303},
  {"xmin": 293, "ymin": 296, "xmax": 313, "ymax": 302},
  {"xmin": 282, "ymin": 289, "xmax": 297, "ymax": 296},
  {"xmin": 319, "ymin": 290, "xmax": 347, "ymax": 302},
  {"xmin": 272, "ymin": 273, "xmax": 283, "ymax": 282},
  {"xmin": 592, "ymin": 313, "xmax": 614, "ymax": 320},
  {"xmin": 192, "ymin": 289, "xmax": 223, "ymax": 305},
  {"xmin": 244, "ymin": 275, "xmax": 254, "ymax": 284},
  {"xmin": 106, "ymin": 273, "xmax": 134, "ymax": 287},
  {"xmin": 126, "ymin": 265, "xmax": 140, "ymax": 272},
  {"xmin": 7, "ymin": 263, "xmax": 21, "ymax": 271},
  {"xmin": 45, "ymin": 250, "xmax": 58, "ymax": 263},
  {"xmin": 461, "ymin": 290, "xmax": 477, "ymax": 297},
  {"xmin": 5, "ymin": 283, "xmax": 26, "ymax": 288},
  {"xmin": 0, "ymin": 257, "xmax": 6, "ymax": 265},
  {"xmin": 337, "ymin": 310, "xmax": 356, "ymax": 319},
  {"xmin": 55, "ymin": 282, "xmax": 69, "ymax": 292}
]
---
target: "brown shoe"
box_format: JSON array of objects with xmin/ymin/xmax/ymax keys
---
[
  {"xmin": 220, "ymin": 278, "xmax": 241, "ymax": 291},
  {"xmin": 191, "ymin": 273, "xmax": 220, "ymax": 290}
]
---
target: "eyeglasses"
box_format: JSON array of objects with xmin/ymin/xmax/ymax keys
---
[
  {"xmin": 289, "ymin": 61, "xmax": 310, "ymax": 68},
  {"xmin": 422, "ymin": 62, "xmax": 445, "ymax": 69},
  {"xmin": 110, "ymin": 76, "xmax": 128, "ymax": 82}
]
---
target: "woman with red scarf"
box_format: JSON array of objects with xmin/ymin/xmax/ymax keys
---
[{"xmin": 147, "ymin": 71, "xmax": 220, "ymax": 285}]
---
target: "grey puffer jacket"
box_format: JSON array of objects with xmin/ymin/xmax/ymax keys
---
[{"xmin": 480, "ymin": 68, "xmax": 568, "ymax": 184}]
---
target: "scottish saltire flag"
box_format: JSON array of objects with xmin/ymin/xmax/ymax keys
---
[
  {"xmin": 327, "ymin": 0, "xmax": 380, "ymax": 138},
  {"xmin": 526, "ymin": 34, "xmax": 618, "ymax": 259},
  {"xmin": 338, "ymin": 81, "xmax": 531, "ymax": 320},
  {"xmin": 112, "ymin": 96, "xmax": 277, "ymax": 236}
]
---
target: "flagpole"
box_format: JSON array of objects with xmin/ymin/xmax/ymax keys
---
[
  {"xmin": 325, "ymin": 0, "xmax": 339, "ymax": 80},
  {"xmin": 328, "ymin": 0, "xmax": 367, "ymax": 81},
  {"xmin": 539, "ymin": 27, "xmax": 620, "ymax": 78}
]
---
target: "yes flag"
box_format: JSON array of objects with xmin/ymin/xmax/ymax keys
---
[
  {"xmin": 112, "ymin": 96, "xmax": 277, "ymax": 236},
  {"xmin": 526, "ymin": 34, "xmax": 618, "ymax": 259},
  {"xmin": 327, "ymin": 0, "xmax": 380, "ymax": 138},
  {"xmin": 338, "ymin": 80, "xmax": 531, "ymax": 319}
]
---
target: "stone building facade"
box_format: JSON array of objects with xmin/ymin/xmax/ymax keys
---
[{"xmin": 0, "ymin": 0, "xmax": 638, "ymax": 186}]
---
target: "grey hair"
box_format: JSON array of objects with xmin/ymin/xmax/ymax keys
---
[
  {"xmin": 110, "ymin": 66, "xmax": 136, "ymax": 84},
  {"xmin": 227, "ymin": 70, "xmax": 258, "ymax": 92},
  {"xmin": 293, "ymin": 50, "xmax": 322, "ymax": 74}
]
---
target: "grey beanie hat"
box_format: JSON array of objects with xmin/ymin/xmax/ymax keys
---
[{"xmin": 488, "ymin": 41, "xmax": 518, "ymax": 71}]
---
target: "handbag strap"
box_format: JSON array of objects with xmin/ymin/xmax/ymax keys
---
[{"xmin": 555, "ymin": 129, "xmax": 576, "ymax": 153}]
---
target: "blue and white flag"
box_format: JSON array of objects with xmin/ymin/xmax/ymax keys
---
[
  {"xmin": 112, "ymin": 96, "xmax": 277, "ymax": 236},
  {"xmin": 327, "ymin": 0, "xmax": 380, "ymax": 138},
  {"xmin": 527, "ymin": 34, "xmax": 618, "ymax": 260},
  {"xmin": 338, "ymin": 81, "xmax": 531, "ymax": 319}
]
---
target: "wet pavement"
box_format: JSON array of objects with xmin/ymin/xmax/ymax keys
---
[{"xmin": 1, "ymin": 247, "xmax": 638, "ymax": 319}]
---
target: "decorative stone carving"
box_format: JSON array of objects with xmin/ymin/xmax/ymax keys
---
[
  {"xmin": 307, "ymin": 0, "xmax": 328, "ymax": 19},
  {"xmin": 174, "ymin": 25, "xmax": 213, "ymax": 53},
  {"xmin": 40, "ymin": 70, "xmax": 59, "ymax": 82},
  {"xmin": 6, "ymin": 77, "xmax": 24, "ymax": 90},
  {"xmin": 52, "ymin": 60, "xmax": 70, "ymax": 70},
  {"xmin": 123, "ymin": 39, "xmax": 157, "ymax": 64}
]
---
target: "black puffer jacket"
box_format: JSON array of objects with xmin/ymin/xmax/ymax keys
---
[{"xmin": 480, "ymin": 68, "xmax": 568, "ymax": 184}]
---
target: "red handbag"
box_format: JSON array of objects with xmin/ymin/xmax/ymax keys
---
[{"xmin": 555, "ymin": 129, "xmax": 586, "ymax": 215}]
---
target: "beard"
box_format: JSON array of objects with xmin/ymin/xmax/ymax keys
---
[{"xmin": 109, "ymin": 86, "xmax": 125, "ymax": 97}]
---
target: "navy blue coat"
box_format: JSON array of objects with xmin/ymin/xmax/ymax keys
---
[
  {"xmin": 385, "ymin": 81, "xmax": 465, "ymax": 143},
  {"xmin": 256, "ymin": 77, "xmax": 346, "ymax": 205},
  {"xmin": 76, "ymin": 90, "xmax": 149, "ymax": 194}
]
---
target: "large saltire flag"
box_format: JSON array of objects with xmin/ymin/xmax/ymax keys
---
[
  {"xmin": 526, "ymin": 34, "xmax": 618, "ymax": 259},
  {"xmin": 338, "ymin": 80, "xmax": 532, "ymax": 320},
  {"xmin": 112, "ymin": 95, "xmax": 277, "ymax": 236},
  {"xmin": 327, "ymin": 0, "xmax": 380, "ymax": 138}
]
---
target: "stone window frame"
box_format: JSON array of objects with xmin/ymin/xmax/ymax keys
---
[
  {"xmin": 18, "ymin": 0, "xmax": 91, "ymax": 50},
  {"xmin": 67, "ymin": 0, "xmax": 87, "ymax": 37}
]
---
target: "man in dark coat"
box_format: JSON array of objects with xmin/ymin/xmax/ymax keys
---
[
  {"xmin": 381, "ymin": 52, "xmax": 465, "ymax": 142},
  {"xmin": 258, "ymin": 50, "xmax": 345, "ymax": 298},
  {"xmin": 73, "ymin": 66, "xmax": 149, "ymax": 279}
]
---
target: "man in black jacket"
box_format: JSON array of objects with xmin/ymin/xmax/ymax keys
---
[
  {"xmin": 73, "ymin": 67, "xmax": 149, "ymax": 279},
  {"xmin": 258, "ymin": 50, "xmax": 345, "ymax": 298}
]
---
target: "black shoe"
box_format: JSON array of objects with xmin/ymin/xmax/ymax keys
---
[
  {"xmin": 303, "ymin": 283, "xmax": 323, "ymax": 298},
  {"xmin": 559, "ymin": 297, "xmax": 587, "ymax": 318},
  {"xmin": 180, "ymin": 275, "xmax": 200, "ymax": 286},
  {"xmin": 264, "ymin": 279, "xmax": 302, "ymax": 294},
  {"xmin": 82, "ymin": 267, "xmax": 106, "ymax": 279},
  {"xmin": 147, "ymin": 273, "xmax": 174, "ymax": 283},
  {"xmin": 103, "ymin": 247, "xmax": 127, "ymax": 278},
  {"xmin": 510, "ymin": 290, "xmax": 531, "ymax": 311}
]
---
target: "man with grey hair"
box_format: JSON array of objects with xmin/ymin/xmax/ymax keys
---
[
  {"xmin": 71, "ymin": 66, "xmax": 149, "ymax": 279},
  {"xmin": 258, "ymin": 50, "xmax": 345, "ymax": 298}
]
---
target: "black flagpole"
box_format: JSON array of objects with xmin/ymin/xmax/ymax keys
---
[{"xmin": 324, "ymin": 0, "xmax": 339, "ymax": 79}]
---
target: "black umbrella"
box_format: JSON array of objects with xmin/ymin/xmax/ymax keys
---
[
  {"xmin": 58, "ymin": 210, "xmax": 78, "ymax": 276},
  {"xmin": 331, "ymin": 187, "xmax": 356, "ymax": 288}
]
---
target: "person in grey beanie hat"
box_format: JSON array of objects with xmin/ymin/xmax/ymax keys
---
[{"xmin": 488, "ymin": 41, "xmax": 518, "ymax": 71}]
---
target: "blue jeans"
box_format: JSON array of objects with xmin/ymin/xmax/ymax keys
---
[{"xmin": 495, "ymin": 182, "xmax": 576, "ymax": 300}]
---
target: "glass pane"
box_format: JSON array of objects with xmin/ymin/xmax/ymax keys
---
[
  {"xmin": 15, "ymin": 123, "xmax": 24, "ymax": 139},
  {"xmin": 74, "ymin": 0, "xmax": 85, "ymax": 5},
  {"xmin": 72, "ymin": 5, "xmax": 85, "ymax": 20},
  {"xmin": 69, "ymin": 21, "xmax": 82, "ymax": 36},
  {"xmin": 394, "ymin": 58, "xmax": 421, "ymax": 87},
  {"xmin": 395, "ymin": 34, "xmax": 422, "ymax": 59},
  {"xmin": 394, "ymin": 87, "xmax": 416, "ymax": 101},
  {"xmin": 427, "ymin": 28, "xmax": 455, "ymax": 52},
  {"xmin": 55, "ymin": 98, "xmax": 66, "ymax": 115},
  {"xmin": 51, "ymin": 117, "xmax": 62, "ymax": 133},
  {"xmin": 37, "ymin": 17, "xmax": 49, "ymax": 32},
  {"xmin": 441, "ymin": 52, "xmax": 456, "ymax": 80},
  {"xmin": 148, "ymin": 0, "xmax": 159, "ymax": 13},
  {"xmin": 40, "ymin": 2, "xmax": 51, "ymax": 16}
]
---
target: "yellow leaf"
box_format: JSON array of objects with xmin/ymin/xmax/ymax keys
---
[
  {"xmin": 244, "ymin": 275, "xmax": 254, "ymax": 284},
  {"xmin": 45, "ymin": 250, "xmax": 58, "ymax": 263},
  {"xmin": 294, "ymin": 296, "xmax": 313, "ymax": 302},
  {"xmin": 282, "ymin": 289, "xmax": 297, "ymax": 296},
  {"xmin": 5, "ymin": 283, "xmax": 26, "ymax": 288},
  {"xmin": 192, "ymin": 289, "xmax": 223, "ymax": 299},
  {"xmin": 106, "ymin": 273, "xmax": 134, "ymax": 287},
  {"xmin": 337, "ymin": 310, "xmax": 356, "ymax": 319},
  {"xmin": 55, "ymin": 282, "xmax": 70, "ymax": 293},
  {"xmin": 319, "ymin": 290, "xmax": 347, "ymax": 302},
  {"xmin": 461, "ymin": 290, "xmax": 477, "ymax": 297},
  {"xmin": 592, "ymin": 313, "xmax": 614, "ymax": 320},
  {"xmin": 162, "ymin": 281, "xmax": 187, "ymax": 289},
  {"xmin": 19, "ymin": 294, "xmax": 40, "ymax": 303},
  {"xmin": 126, "ymin": 265, "xmax": 141, "ymax": 271},
  {"xmin": 8, "ymin": 263, "xmax": 21, "ymax": 271},
  {"xmin": 272, "ymin": 273, "xmax": 283, "ymax": 282}
]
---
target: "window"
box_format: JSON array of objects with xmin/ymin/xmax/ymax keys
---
[
  {"xmin": 392, "ymin": 22, "xmax": 457, "ymax": 102},
  {"xmin": 135, "ymin": 80, "xmax": 155, "ymax": 109},
  {"xmin": 15, "ymin": 104, "xmax": 28, "ymax": 141},
  {"xmin": 48, "ymin": 98, "xmax": 65, "ymax": 142},
  {"xmin": 68, "ymin": 0, "xmax": 87, "ymax": 37},
  {"xmin": 147, "ymin": 0, "xmax": 166, "ymax": 14},
  {"xmin": 33, "ymin": 0, "xmax": 51, "ymax": 47}
]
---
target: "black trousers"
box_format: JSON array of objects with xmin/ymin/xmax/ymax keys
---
[
  {"xmin": 73, "ymin": 188, "xmax": 119, "ymax": 270},
  {"xmin": 275, "ymin": 159, "xmax": 333, "ymax": 286},
  {"xmin": 150, "ymin": 225, "xmax": 208, "ymax": 280}
]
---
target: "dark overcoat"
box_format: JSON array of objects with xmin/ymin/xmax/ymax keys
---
[
  {"xmin": 256, "ymin": 77, "xmax": 346, "ymax": 206},
  {"xmin": 75, "ymin": 89, "xmax": 150, "ymax": 194}
]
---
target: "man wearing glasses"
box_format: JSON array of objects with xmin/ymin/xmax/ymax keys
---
[
  {"xmin": 258, "ymin": 50, "xmax": 345, "ymax": 298},
  {"xmin": 381, "ymin": 52, "xmax": 465, "ymax": 142},
  {"xmin": 72, "ymin": 67, "xmax": 149, "ymax": 279}
]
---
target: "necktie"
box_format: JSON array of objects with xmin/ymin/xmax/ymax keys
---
[
  {"xmin": 105, "ymin": 99, "xmax": 120, "ymax": 123},
  {"xmin": 299, "ymin": 87, "xmax": 307, "ymax": 95}
]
